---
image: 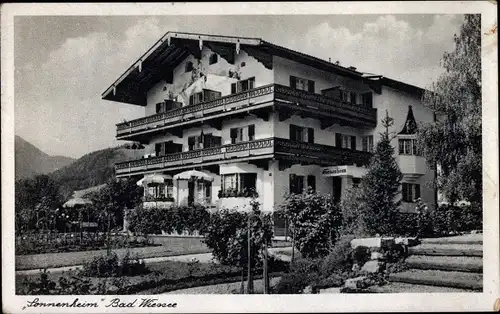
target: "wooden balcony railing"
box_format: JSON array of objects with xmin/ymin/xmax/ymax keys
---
[
  {"xmin": 116, "ymin": 84, "xmax": 377, "ymax": 138},
  {"xmin": 115, "ymin": 137, "xmax": 372, "ymax": 175}
]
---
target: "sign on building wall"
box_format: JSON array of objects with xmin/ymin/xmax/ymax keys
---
[{"xmin": 321, "ymin": 165, "xmax": 367, "ymax": 178}]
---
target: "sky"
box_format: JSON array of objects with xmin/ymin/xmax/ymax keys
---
[{"xmin": 14, "ymin": 14, "xmax": 465, "ymax": 158}]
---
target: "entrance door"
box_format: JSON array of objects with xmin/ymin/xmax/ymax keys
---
[
  {"xmin": 332, "ymin": 177, "xmax": 342, "ymax": 203},
  {"xmin": 188, "ymin": 181, "xmax": 195, "ymax": 206}
]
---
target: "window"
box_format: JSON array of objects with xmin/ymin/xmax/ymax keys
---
[
  {"xmin": 352, "ymin": 178, "xmax": 361, "ymax": 188},
  {"xmin": 362, "ymin": 135, "xmax": 374, "ymax": 152},
  {"xmin": 340, "ymin": 90, "xmax": 349, "ymax": 102},
  {"xmin": 146, "ymin": 181, "xmax": 174, "ymax": 200},
  {"xmin": 203, "ymin": 133, "xmax": 222, "ymax": 148},
  {"xmin": 248, "ymin": 125, "xmax": 255, "ymax": 141},
  {"xmin": 231, "ymin": 77, "xmax": 255, "ymax": 94},
  {"xmin": 289, "ymin": 174, "xmax": 305, "ymax": 194},
  {"xmin": 398, "ymin": 138, "xmax": 421, "ymax": 155},
  {"xmin": 156, "ymin": 102, "xmax": 164, "ymax": 114},
  {"xmin": 189, "ymin": 91, "xmax": 203, "ymax": 106},
  {"xmin": 209, "ymin": 53, "xmax": 218, "ymax": 65},
  {"xmin": 155, "ymin": 143, "xmax": 164, "ymax": 156},
  {"xmin": 361, "ymin": 92, "xmax": 373, "ymax": 108},
  {"xmin": 350, "ymin": 92, "xmax": 357, "ymax": 105},
  {"xmin": 290, "ymin": 76, "xmax": 315, "ymax": 93},
  {"xmin": 230, "ymin": 127, "xmax": 244, "ymax": 144},
  {"xmin": 290, "ymin": 124, "xmax": 314, "ymax": 143},
  {"xmin": 188, "ymin": 135, "xmax": 203, "ymax": 151},
  {"xmin": 402, "ymin": 183, "xmax": 421, "ymax": 203},
  {"xmin": 185, "ymin": 61, "xmax": 194, "ymax": 72},
  {"xmin": 307, "ymin": 175, "xmax": 316, "ymax": 192},
  {"xmin": 189, "ymin": 89, "xmax": 221, "ymax": 105},
  {"xmin": 337, "ymin": 134, "xmax": 356, "ymax": 150},
  {"xmin": 221, "ymin": 173, "xmax": 257, "ymax": 196}
]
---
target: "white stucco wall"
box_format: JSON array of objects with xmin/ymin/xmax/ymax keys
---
[
  {"xmin": 273, "ymin": 56, "xmax": 372, "ymax": 94},
  {"xmin": 145, "ymin": 46, "xmax": 274, "ymax": 116}
]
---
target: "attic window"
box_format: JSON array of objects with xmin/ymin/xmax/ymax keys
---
[
  {"xmin": 185, "ymin": 61, "xmax": 194, "ymax": 72},
  {"xmin": 240, "ymin": 62, "xmax": 246, "ymax": 67},
  {"xmin": 209, "ymin": 53, "xmax": 218, "ymax": 65}
]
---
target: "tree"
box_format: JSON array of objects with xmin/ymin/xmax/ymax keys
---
[
  {"xmin": 351, "ymin": 112, "xmax": 403, "ymax": 236},
  {"xmin": 278, "ymin": 188, "xmax": 342, "ymax": 259},
  {"xmin": 15, "ymin": 175, "xmax": 63, "ymax": 233},
  {"xmin": 89, "ymin": 177, "xmax": 143, "ymax": 232},
  {"xmin": 417, "ymin": 15, "xmax": 481, "ymax": 206}
]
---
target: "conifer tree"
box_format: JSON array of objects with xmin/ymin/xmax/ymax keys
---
[{"xmin": 357, "ymin": 111, "xmax": 403, "ymax": 236}]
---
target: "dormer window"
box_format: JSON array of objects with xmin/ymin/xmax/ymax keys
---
[
  {"xmin": 185, "ymin": 61, "xmax": 194, "ymax": 72},
  {"xmin": 209, "ymin": 53, "xmax": 218, "ymax": 65}
]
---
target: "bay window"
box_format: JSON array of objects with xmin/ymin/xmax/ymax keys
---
[{"xmin": 399, "ymin": 138, "xmax": 421, "ymax": 155}]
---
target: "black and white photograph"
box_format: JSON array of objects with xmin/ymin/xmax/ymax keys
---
[{"xmin": 2, "ymin": 2, "xmax": 498, "ymax": 313}]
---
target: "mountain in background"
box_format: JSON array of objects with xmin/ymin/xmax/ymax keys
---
[
  {"xmin": 49, "ymin": 145, "xmax": 145, "ymax": 199},
  {"xmin": 15, "ymin": 135, "xmax": 75, "ymax": 180}
]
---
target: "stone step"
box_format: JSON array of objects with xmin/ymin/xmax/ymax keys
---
[
  {"xmin": 409, "ymin": 244, "xmax": 482, "ymax": 257},
  {"xmin": 389, "ymin": 269, "xmax": 483, "ymax": 291},
  {"xmin": 421, "ymin": 234, "xmax": 482, "ymax": 245},
  {"xmin": 366, "ymin": 282, "xmax": 476, "ymax": 293},
  {"xmin": 405, "ymin": 255, "xmax": 482, "ymax": 273}
]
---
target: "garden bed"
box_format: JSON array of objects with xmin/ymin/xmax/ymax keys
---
[{"xmin": 16, "ymin": 259, "xmax": 289, "ymax": 295}]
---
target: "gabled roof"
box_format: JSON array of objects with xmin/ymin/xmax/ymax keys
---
[
  {"xmin": 399, "ymin": 105, "xmax": 418, "ymax": 135},
  {"xmin": 102, "ymin": 31, "xmax": 425, "ymax": 106}
]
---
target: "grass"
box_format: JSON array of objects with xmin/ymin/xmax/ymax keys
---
[{"xmin": 16, "ymin": 236, "xmax": 292, "ymax": 271}]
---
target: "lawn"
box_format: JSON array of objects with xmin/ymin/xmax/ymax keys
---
[{"xmin": 15, "ymin": 236, "xmax": 292, "ymax": 270}]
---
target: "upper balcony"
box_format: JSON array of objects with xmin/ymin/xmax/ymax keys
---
[
  {"xmin": 115, "ymin": 84, "xmax": 378, "ymax": 142},
  {"xmin": 115, "ymin": 137, "xmax": 372, "ymax": 177}
]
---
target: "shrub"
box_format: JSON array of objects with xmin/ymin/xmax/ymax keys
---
[
  {"xmin": 80, "ymin": 250, "xmax": 148, "ymax": 277},
  {"xmin": 202, "ymin": 200, "xmax": 273, "ymax": 268},
  {"xmin": 272, "ymin": 258, "xmax": 322, "ymax": 294},
  {"xmin": 352, "ymin": 246, "xmax": 371, "ymax": 267},
  {"xmin": 278, "ymin": 189, "xmax": 342, "ymax": 259},
  {"xmin": 320, "ymin": 235, "xmax": 355, "ymax": 277},
  {"xmin": 127, "ymin": 204, "xmax": 210, "ymax": 236}
]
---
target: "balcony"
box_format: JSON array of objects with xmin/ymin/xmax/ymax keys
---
[
  {"xmin": 115, "ymin": 137, "xmax": 372, "ymax": 177},
  {"xmin": 115, "ymin": 84, "xmax": 377, "ymax": 141}
]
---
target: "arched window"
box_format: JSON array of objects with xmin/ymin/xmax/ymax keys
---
[{"xmin": 185, "ymin": 61, "xmax": 194, "ymax": 72}]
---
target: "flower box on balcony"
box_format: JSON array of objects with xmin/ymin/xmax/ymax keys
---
[
  {"xmin": 143, "ymin": 196, "xmax": 175, "ymax": 202},
  {"xmin": 217, "ymin": 188, "xmax": 258, "ymax": 199}
]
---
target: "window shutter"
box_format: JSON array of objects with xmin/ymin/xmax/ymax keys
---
[
  {"xmin": 415, "ymin": 184, "xmax": 421, "ymax": 200},
  {"xmin": 350, "ymin": 92, "xmax": 357, "ymax": 104},
  {"xmin": 230, "ymin": 128, "xmax": 237, "ymax": 139},
  {"xmin": 335, "ymin": 133, "xmax": 342, "ymax": 147},
  {"xmin": 231, "ymin": 83, "xmax": 237, "ymax": 94},
  {"xmin": 308, "ymin": 128, "xmax": 314, "ymax": 143},
  {"xmin": 290, "ymin": 76, "xmax": 297, "ymax": 89},
  {"xmin": 402, "ymin": 183, "xmax": 408, "ymax": 202},
  {"xmin": 248, "ymin": 125, "xmax": 255, "ymax": 141},
  {"xmin": 362, "ymin": 137, "xmax": 368, "ymax": 151},
  {"xmin": 307, "ymin": 175, "xmax": 316, "ymax": 192},
  {"xmin": 289, "ymin": 125, "xmax": 295, "ymax": 141},
  {"xmin": 155, "ymin": 143, "xmax": 162, "ymax": 155},
  {"xmin": 363, "ymin": 92, "xmax": 373, "ymax": 108},
  {"xmin": 351, "ymin": 136, "xmax": 357, "ymax": 150},
  {"xmin": 308, "ymin": 80, "xmax": 315, "ymax": 93},
  {"xmin": 289, "ymin": 174, "xmax": 296, "ymax": 194},
  {"xmin": 156, "ymin": 103, "xmax": 162, "ymax": 113}
]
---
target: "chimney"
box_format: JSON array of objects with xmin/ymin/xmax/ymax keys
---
[
  {"xmin": 348, "ymin": 66, "xmax": 357, "ymax": 71},
  {"xmin": 328, "ymin": 57, "xmax": 331, "ymax": 62}
]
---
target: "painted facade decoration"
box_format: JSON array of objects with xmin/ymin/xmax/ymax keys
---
[{"xmin": 103, "ymin": 32, "xmax": 437, "ymax": 235}]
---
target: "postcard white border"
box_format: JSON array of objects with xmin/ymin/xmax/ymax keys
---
[{"xmin": 2, "ymin": 2, "xmax": 498, "ymax": 313}]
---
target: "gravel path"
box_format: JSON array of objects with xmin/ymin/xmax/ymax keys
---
[
  {"xmin": 164, "ymin": 277, "xmax": 281, "ymax": 294},
  {"xmin": 367, "ymin": 282, "xmax": 475, "ymax": 293}
]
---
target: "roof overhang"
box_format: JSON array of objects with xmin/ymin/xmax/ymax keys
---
[{"xmin": 102, "ymin": 31, "xmax": 427, "ymax": 106}]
